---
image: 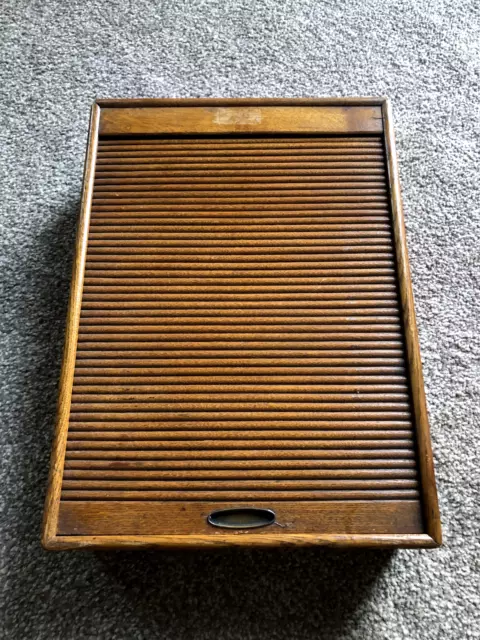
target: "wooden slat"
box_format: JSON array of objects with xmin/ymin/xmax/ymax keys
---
[
  {"xmin": 67, "ymin": 419, "xmax": 410, "ymax": 429},
  {"xmin": 60, "ymin": 490, "xmax": 420, "ymax": 501},
  {"xmin": 66, "ymin": 428, "xmax": 411, "ymax": 445},
  {"xmin": 64, "ymin": 468, "xmax": 416, "ymax": 479},
  {"xmin": 99, "ymin": 106, "xmax": 383, "ymax": 135},
  {"xmin": 61, "ymin": 479, "xmax": 417, "ymax": 490},
  {"xmin": 88, "ymin": 222, "xmax": 392, "ymax": 232},
  {"xmin": 94, "ymin": 169, "xmax": 387, "ymax": 179},
  {"xmin": 64, "ymin": 448, "xmax": 416, "ymax": 460},
  {"xmin": 72, "ymin": 376, "xmax": 406, "ymax": 385},
  {"xmin": 93, "ymin": 181, "xmax": 387, "ymax": 191},
  {"xmin": 64, "ymin": 459, "xmax": 415, "ymax": 469},
  {"xmin": 96, "ymin": 144, "xmax": 384, "ymax": 154},
  {"xmin": 56, "ymin": 500, "xmax": 425, "ymax": 539}
]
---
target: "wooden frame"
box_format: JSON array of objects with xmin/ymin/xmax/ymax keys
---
[{"xmin": 42, "ymin": 98, "xmax": 441, "ymax": 550}]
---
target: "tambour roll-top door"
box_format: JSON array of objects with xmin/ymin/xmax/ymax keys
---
[{"xmin": 43, "ymin": 100, "xmax": 441, "ymax": 549}]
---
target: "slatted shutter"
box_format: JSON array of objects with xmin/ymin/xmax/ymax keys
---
[{"xmin": 43, "ymin": 99, "xmax": 441, "ymax": 549}]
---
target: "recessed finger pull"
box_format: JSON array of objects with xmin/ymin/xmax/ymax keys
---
[{"xmin": 207, "ymin": 508, "xmax": 276, "ymax": 529}]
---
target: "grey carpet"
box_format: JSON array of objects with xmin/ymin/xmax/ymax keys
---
[{"xmin": 1, "ymin": 1, "xmax": 479, "ymax": 638}]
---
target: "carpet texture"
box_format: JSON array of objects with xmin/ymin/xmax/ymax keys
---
[{"xmin": 1, "ymin": 1, "xmax": 479, "ymax": 638}]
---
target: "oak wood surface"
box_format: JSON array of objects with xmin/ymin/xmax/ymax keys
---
[
  {"xmin": 382, "ymin": 100, "xmax": 441, "ymax": 544},
  {"xmin": 42, "ymin": 98, "xmax": 441, "ymax": 550},
  {"xmin": 99, "ymin": 106, "xmax": 383, "ymax": 136},
  {"xmin": 42, "ymin": 104, "xmax": 101, "ymax": 545},
  {"xmin": 57, "ymin": 501, "xmax": 422, "ymax": 536}
]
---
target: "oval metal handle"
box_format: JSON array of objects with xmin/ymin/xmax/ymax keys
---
[{"xmin": 207, "ymin": 507, "xmax": 276, "ymax": 529}]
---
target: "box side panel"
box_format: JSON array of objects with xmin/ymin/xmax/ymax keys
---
[
  {"xmin": 42, "ymin": 105, "xmax": 101, "ymax": 547},
  {"xmin": 381, "ymin": 100, "xmax": 441, "ymax": 545}
]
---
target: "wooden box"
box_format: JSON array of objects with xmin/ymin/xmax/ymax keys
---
[{"xmin": 43, "ymin": 98, "xmax": 441, "ymax": 549}]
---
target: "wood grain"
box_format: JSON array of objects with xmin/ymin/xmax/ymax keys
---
[
  {"xmin": 57, "ymin": 501, "xmax": 423, "ymax": 535},
  {"xmin": 42, "ymin": 104, "xmax": 101, "ymax": 547},
  {"xmin": 42, "ymin": 98, "xmax": 441, "ymax": 550},
  {"xmin": 99, "ymin": 106, "xmax": 383, "ymax": 136},
  {"xmin": 382, "ymin": 99, "xmax": 441, "ymax": 545}
]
